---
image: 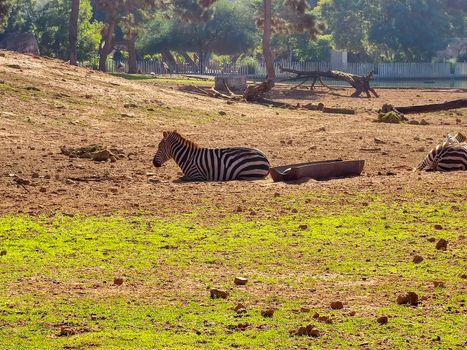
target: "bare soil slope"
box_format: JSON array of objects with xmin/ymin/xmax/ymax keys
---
[{"xmin": 0, "ymin": 51, "xmax": 466, "ymax": 215}]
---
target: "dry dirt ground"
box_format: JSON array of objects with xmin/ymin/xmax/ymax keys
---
[{"xmin": 0, "ymin": 51, "xmax": 466, "ymax": 216}]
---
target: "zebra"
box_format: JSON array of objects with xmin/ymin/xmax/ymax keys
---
[
  {"xmin": 153, "ymin": 131, "xmax": 270, "ymax": 181},
  {"xmin": 416, "ymin": 134, "xmax": 467, "ymax": 171}
]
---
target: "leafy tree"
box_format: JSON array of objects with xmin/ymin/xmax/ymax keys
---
[
  {"xmin": 368, "ymin": 0, "xmax": 450, "ymax": 61},
  {"xmin": 3, "ymin": 0, "xmax": 38, "ymax": 33},
  {"xmin": 0, "ymin": 0, "xmax": 10, "ymax": 31},
  {"xmin": 138, "ymin": 0, "xmax": 258, "ymax": 72},
  {"xmin": 35, "ymin": 0, "xmax": 102, "ymax": 61},
  {"xmin": 290, "ymin": 33, "xmax": 332, "ymax": 62}
]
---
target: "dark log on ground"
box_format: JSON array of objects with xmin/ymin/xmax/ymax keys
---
[
  {"xmin": 395, "ymin": 99, "xmax": 467, "ymax": 114},
  {"xmin": 322, "ymin": 107, "xmax": 355, "ymax": 115},
  {"xmin": 243, "ymin": 79, "xmax": 275, "ymax": 101},
  {"xmin": 279, "ymin": 66, "xmax": 379, "ymax": 98}
]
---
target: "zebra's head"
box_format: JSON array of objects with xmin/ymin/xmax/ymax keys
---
[{"xmin": 153, "ymin": 131, "xmax": 173, "ymax": 167}]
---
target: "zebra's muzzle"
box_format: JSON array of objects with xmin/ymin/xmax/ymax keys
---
[{"xmin": 153, "ymin": 158, "xmax": 162, "ymax": 167}]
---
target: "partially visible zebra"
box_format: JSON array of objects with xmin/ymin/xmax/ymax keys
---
[
  {"xmin": 416, "ymin": 133, "xmax": 467, "ymax": 171},
  {"xmin": 153, "ymin": 131, "xmax": 270, "ymax": 181}
]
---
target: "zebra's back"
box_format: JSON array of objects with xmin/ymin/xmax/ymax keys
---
[
  {"xmin": 417, "ymin": 142, "xmax": 467, "ymax": 171},
  {"xmin": 193, "ymin": 147, "xmax": 270, "ymax": 181}
]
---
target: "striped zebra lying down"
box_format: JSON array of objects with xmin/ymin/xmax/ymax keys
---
[
  {"xmin": 416, "ymin": 133, "xmax": 467, "ymax": 171},
  {"xmin": 153, "ymin": 131, "xmax": 270, "ymax": 181}
]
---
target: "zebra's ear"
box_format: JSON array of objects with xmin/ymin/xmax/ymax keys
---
[{"xmin": 163, "ymin": 131, "xmax": 168, "ymax": 138}]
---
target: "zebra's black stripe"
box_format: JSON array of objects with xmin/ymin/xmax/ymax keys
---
[
  {"xmin": 153, "ymin": 131, "xmax": 270, "ymax": 181},
  {"xmin": 416, "ymin": 141, "xmax": 467, "ymax": 171}
]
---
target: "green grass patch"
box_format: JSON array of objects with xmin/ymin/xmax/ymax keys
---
[{"xmin": 0, "ymin": 198, "xmax": 465, "ymax": 349}]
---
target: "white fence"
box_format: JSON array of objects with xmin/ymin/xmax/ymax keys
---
[
  {"xmin": 454, "ymin": 62, "xmax": 467, "ymax": 77},
  {"xmin": 103, "ymin": 60, "xmax": 467, "ymax": 79}
]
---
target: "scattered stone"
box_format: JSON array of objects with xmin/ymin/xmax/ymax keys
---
[
  {"xmin": 374, "ymin": 138, "xmax": 386, "ymax": 144},
  {"xmin": 435, "ymin": 239, "xmax": 448, "ymax": 251},
  {"xmin": 416, "ymin": 146, "xmax": 425, "ymax": 152},
  {"xmin": 397, "ymin": 292, "xmax": 419, "ymax": 306},
  {"xmin": 298, "ymin": 224, "xmax": 308, "ymax": 230},
  {"xmin": 13, "ymin": 177, "xmax": 30, "ymax": 186},
  {"xmin": 124, "ymin": 103, "xmax": 137, "ymax": 108},
  {"xmin": 300, "ymin": 307, "xmax": 310, "ymax": 313},
  {"xmin": 6, "ymin": 64, "xmax": 21, "ymax": 69},
  {"xmin": 59, "ymin": 326, "xmax": 76, "ymax": 336},
  {"xmin": 377, "ymin": 316, "xmax": 388, "ymax": 325},
  {"xmin": 25, "ymin": 86, "xmax": 40, "ymax": 91},
  {"xmin": 113, "ymin": 277, "xmax": 124, "ymax": 286},
  {"xmin": 413, "ymin": 255, "xmax": 424, "ymax": 264},
  {"xmin": 90, "ymin": 314, "xmax": 98, "ymax": 321},
  {"xmin": 460, "ymin": 274, "xmax": 467, "ymax": 279},
  {"xmin": 91, "ymin": 150, "xmax": 112, "ymax": 162},
  {"xmin": 0, "ymin": 250, "xmax": 6, "ymax": 256},
  {"xmin": 291, "ymin": 324, "xmax": 320, "ymax": 337},
  {"xmin": 433, "ymin": 281, "xmax": 445, "ymax": 288},
  {"xmin": 234, "ymin": 277, "xmax": 248, "ymax": 286},
  {"xmin": 348, "ymin": 311, "xmax": 356, "ymax": 316},
  {"xmin": 39, "ymin": 187, "xmax": 47, "ymax": 193},
  {"xmin": 434, "ymin": 224, "xmax": 443, "ymax": 230},
  {"xmin": 218, "ymin": 111, "xmax": 226, "ymax": 116},
  {"xmin": 210, "ymin": 289, "xmax": 229, "ymax": 299},
  {"xmin": 330, "ymin": 301, "xmax": 344, "ymax": 310},
  {"xmin": 234, "ymin": 303, "xmax": 246, "ymax": 313},
  {"xmin": 427, "ymin": 237, "xmax": 436, "ymax": 242},
  {"xmin": 110, "ymin": 187, "xmax": 118, "ymax": 194},
  {"xmin": 31, "ymin": 172, "xmax": 39, "ymax": 179},
  {"xmin": 261, "ymin": 308, "xmax": 275, "ymax": 318},
  {"xmin": 420, "ymin": 119, "xmax": 429, "ymax": 125},
  {"xmin": 65, "ymin": 179, "xmax": 76, "ymax": 185},
  {"xmin": 317, "ymin": 315, "xmax": 333, "ymax": 324},
  {"xmin": 148, "ymin": 177, "xmax": 160, "ymax": 184}
]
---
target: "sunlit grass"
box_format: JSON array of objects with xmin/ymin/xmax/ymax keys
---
[{"xmin": 0, "ymin": 195, "xmax": 465, "ymax": 349}]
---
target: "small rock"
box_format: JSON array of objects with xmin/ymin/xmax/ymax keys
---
[
  {"xmin": 59, "ymin": 326, "xmax": 75, "ymax": 336},
  {"xmin": 218, "ymin": 111, "xmax": 226, "ymax": 116},
  {"xmin": 110, "ymin": 187, "xmax": 118, "ymax": 194},
  {"xmin": 148, "ymin": 177, "xmax": 160, "ymax": 184},
  {"xmin": 435, "ymin": 239, "xmax": 448, "ymax": 251},
  {"xmin": 210, "ymin": 289, "xmax": 228, "ymax": 299},
  {"xmin": 397, "ymin": 292, "xmax": 419, "ymax": 306},
  {"xmin": 413, "ymin": 255, "xmax": 424, "ymax": 264},
  {"xmin": 348, "ymin": 311, "xmax": 356, "ymax": 316},
  {"xmin": 14, "ymin": 177, "xmax": 30, "ymax": 186},
  {"xmin": 298, "ymin": 224, "xmax": 308, "ymax": 230},
  {"xmin": 234, "ymin": 303, "xmax": 246, "ymax": 312},
  {"xmin": 44, "ymin": 174, "xmax": 51, "ymax": 179},
  {"xmin": 234, "ymin": 277, "xmax": 248, "ymax": 285},
  {"xmin": 65, "ymin": 179, "xmax": 75, "ymax": 185},
  {"xmin": 0, "ymin": 250, "xmax": 6, "ymax": 256},
  {"xmin": 377, "ymin": 316, "xmax": 388, "ymax": 325},
  {"xmin": 434, "ymin": 224, "xmax": 443, "ymax": 230},
  {"xmin": 261, "ymin": 308, "xmax": 275, "ymax": 318},
  {"xmin": 433, "ymin": 281, "xmax": 445, "ymax": 288},
  {"xmin": 113, "ymin": 277, "xmax": 124, "ymax": 286},
  {"xmin": 416, "ymin": 147, "xmax": 425, "ymax": 152},
  {"xmin": 31, "ymin": 172, "xmax": 39, "ymax": 178},
  {"xmin": 292, "ymin": 324, "xmax": 319, "ymax": 337},
  {"xmin": 7, "ymin": 64, "xmax": 21, "ymax": 69},
  {"xmin": 427, "ymin": 237, "xmax": 436, "ymax": 242},
  {"xmin": 330, "ymin": 301, "xmax": 344, "ymax": 310},
  {"xmin": 92, "ymin": 150, "xmax": 111, "ymax": 162},
  {"xmin": 90, "ymin": 314, "xmax": 98, "ymax": 321},
  {"xmin": 374, "ymin": 138, "xmax": 386, "ymax": 144},
  {"xmin": 39, "ymin": 187, "xmax": 47, "ymax": 193},
  {"xmin": 300, "ymin": 307, "xmax": 310, "ymax": 313}
]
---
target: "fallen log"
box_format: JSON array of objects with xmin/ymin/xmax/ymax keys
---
[
  {"xmin": 322, "ymin": 107, "xmax": 355, "ymax": 115},
  {"xmin": 395, "ymin": 98, "xmax": 467, "ymax": 114},
  {"xmin": 279, "ymin": 66, "xmax": 378, "ymax": 98}
]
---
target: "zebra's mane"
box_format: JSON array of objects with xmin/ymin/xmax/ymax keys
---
[{"xmin": 169, "ymin": 131, "xmax": 199, "ymax": 148}]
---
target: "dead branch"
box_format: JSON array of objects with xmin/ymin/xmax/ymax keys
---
[
  {"xmin": 394, "ymin": 98, "xmax": 467, "ymax": 114},
  {"xmin": 279, "ymin": 66, "xmax": 378, "ymax": 98}
]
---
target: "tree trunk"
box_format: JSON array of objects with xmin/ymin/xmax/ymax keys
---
[
  {"xmin": 180, "ymin": 52, "xmax": 195, "ymax": 66},
  {"xmin": 127, "ymin": 33, "xmax": 138, "ymax": 74},
  {"xmin": 98, "ymin": 17, "xmax": 117, "ymax": 72},
  {"xmin": 69, "ymin": 0, "xmax": 80, "ymax": 65},
  {"xmin": 263, "ymin": 0, "xmax": 275, "ymax": 83}
]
